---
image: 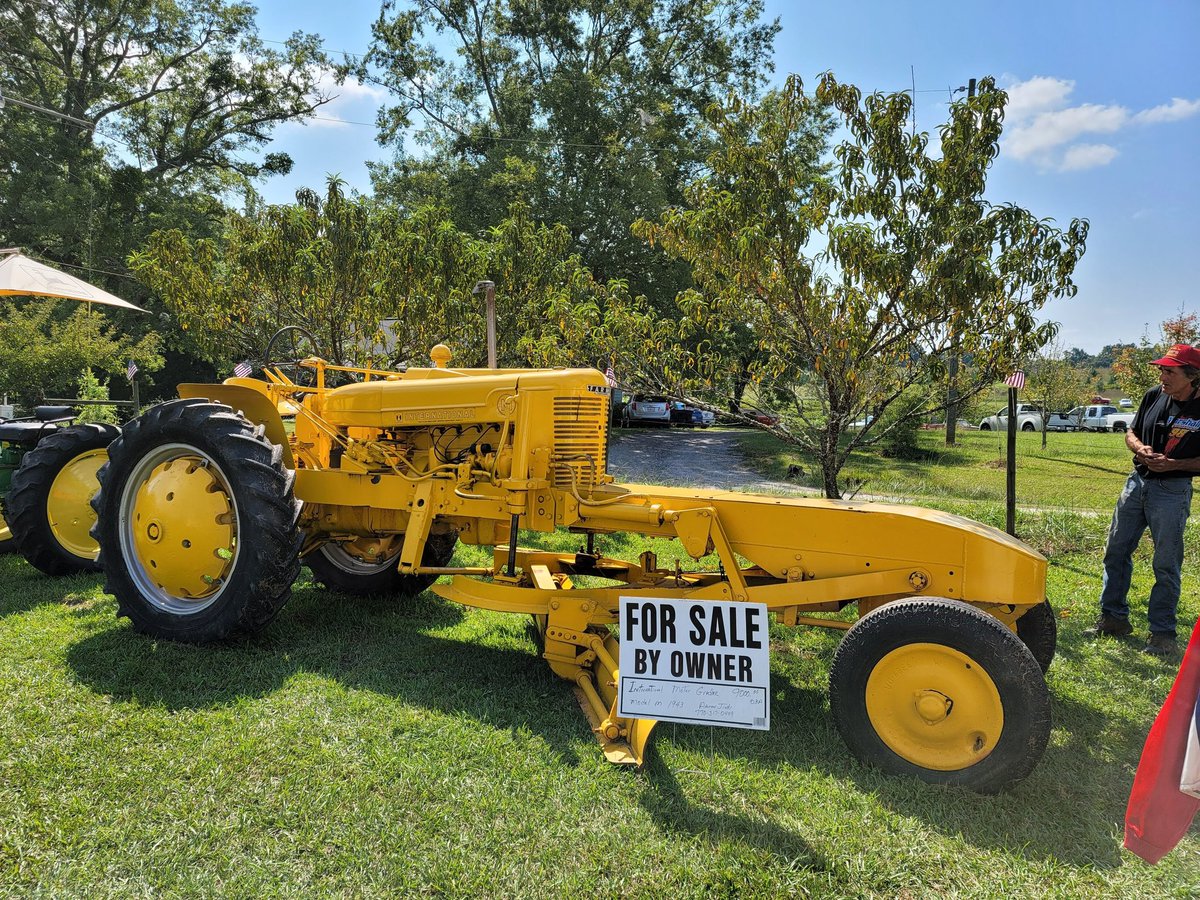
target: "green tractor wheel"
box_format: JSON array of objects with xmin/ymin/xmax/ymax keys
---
[
  {"xmin": 304, "ymin": 532, "xmax": 458, "ymax": 597},
  {"xmin": 829, "ymin": 598, "xmax": 1051, "ymax": 793},
  {"xmin": 6, "ymin": 423, "xmax": 120, "ymax": 575},
  {"xmin": 93, "ymin": 399, "xmax": 302, "ymax": 642}
]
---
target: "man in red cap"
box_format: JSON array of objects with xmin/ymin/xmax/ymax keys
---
[{"xmin": 1088, "ymin": 343, "xmax": 1200, "ymax": 656}]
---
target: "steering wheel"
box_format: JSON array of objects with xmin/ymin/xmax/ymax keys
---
[{"xmin": 262, "ymin": 326, "xmax": 321, "ymax": 386}]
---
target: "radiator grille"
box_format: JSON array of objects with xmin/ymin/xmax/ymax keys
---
[{"xmin": 552, "ymin": 396, "xmax": 608, "ymax": 492}]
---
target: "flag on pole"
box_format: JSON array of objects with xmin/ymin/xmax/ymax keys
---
[
  {"xmin": 604, "ymin": 365, "xmax": 617, "ymax": 387},
  {"xmin": 126, "ymin": 360, "xmax": 138, "ymax": 381},
  {"xmin": 1004, "ymin": 370, "xmax": 1025, "ymax": 390},
  {"xmin": 234, "ymin": 360, "xmax": 252, "ymax": 378}
]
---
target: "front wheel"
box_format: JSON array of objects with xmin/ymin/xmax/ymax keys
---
[
  {"xmin": 93, "ymin": 399, "xmax": 302, "ymax": 642},
  {"xmin": 1021, "ymin": 422, "xmax": 1035, "ymax": 432},
  {"xmin": 304, "ymin": 532, "xmax": 458, "ymax": 597},
  {"xmin": 980, "ymin": 423, "xmax": 991, "ymax": 431},
  {"xmin": 829, "ymin": 598, "xmax": 1051, "ymax": 793},
  {"xmin": 6, "ymin": 423, "xmax": 120, "ymax": 575}
]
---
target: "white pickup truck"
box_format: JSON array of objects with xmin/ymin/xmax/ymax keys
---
[
  {"xmin": 1074, "ymin": 404, "xmax": 1135, "ymax": 432},
  {"xmin": 979, "ymin": 403, "xmax": 1042, "ymax": 432}
]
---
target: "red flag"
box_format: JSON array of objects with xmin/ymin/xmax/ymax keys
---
[
  {"xmin": 1004, "ymin": 370, "xmax": 1025, "ymax": 390},
  {"xmin": 604, "ymin": 366, "xmax": 616, "ymax": 387}
]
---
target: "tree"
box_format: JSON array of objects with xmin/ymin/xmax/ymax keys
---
[
  {"xmin": 1112, "ymin": 312, "xmax": 1200, "ymax": 400},
  {"xmin": 0, "ymin": 302, "xmax": 162, "ymax": 406},
  {"xmin": 356, "ymin": 0, "xmax": 779, "ymax": 304},
  {"xmin": 131, "ymin": 179, "xmax": 629, "ymax": 370},
  {"xmin": 1025, "ymin": 341, "xmax": 1089, "ymax": 448},
  {"xmin": 622, "ymin": 74, "xmax": 1089, "ymax": 498},
  {"xmin": 0, "ymin": 0, "xmax": 331, "ymax": 275}
]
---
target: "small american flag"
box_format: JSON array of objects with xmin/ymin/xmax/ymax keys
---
[
  {"xmin": 1004, "ymin": 370, "xmax": 1026, "ymax": 390},
  {"xmin": 604, "ymin": 365, "xmax": 616, "ymax": 387},
  {"xmin": 126, "ymin": 360, "xmax": 138, "ymax": 381},
  {"xmin": 234, "ymin": 360, "xmax": 252, "ymax": 378}
]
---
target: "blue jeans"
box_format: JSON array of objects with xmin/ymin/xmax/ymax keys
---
[{"xmin": 1099, "ymin": 471, "xmax": 1192, "ymax": 636}]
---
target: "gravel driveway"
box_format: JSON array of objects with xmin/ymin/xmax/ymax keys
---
[{"xmin": 606, "ymin": 426, "xmax": 811, "ymax": 493}]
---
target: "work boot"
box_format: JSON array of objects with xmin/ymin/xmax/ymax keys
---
[
  {"xmin": 1142, "ymin": 634, "xmax": 1179, "ymax": 658},
  {"xmin": 1084, "ymin": 614, "xmax": 1133, "ymax": 638}
]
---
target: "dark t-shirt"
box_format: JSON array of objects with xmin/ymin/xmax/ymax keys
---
[{"xmin": 1132, "ymin": 385, "xmax": 1200, "ymax": 478}]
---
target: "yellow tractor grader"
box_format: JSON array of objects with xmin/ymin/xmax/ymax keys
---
[{"xmin": 91, "ymin": 343, "xmax": 1056, "ymax": 793}]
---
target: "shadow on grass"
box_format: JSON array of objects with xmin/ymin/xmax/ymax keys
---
[
  {"xmin": 632, "ymin": 650, "xmax": 1152, "ymax": 869},
  {"xmin": 60, "ymin": 569, "xmax": 1157, "ymax": 870},
  {"xmin": 0, "ymin": 554, "xmax": 103, "ymax": 619},
  {"xmin": 66, "ymin": 582, "xmax": 589, "ymax": 768}
]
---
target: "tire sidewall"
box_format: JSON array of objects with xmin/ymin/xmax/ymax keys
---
[
  {"xmin": 96, "ymin": 399, "xmax": 298, "ymax": 641},
  {"xmin": 830, "ymin": 598, "xmax": 1050, "ymax": 792}
]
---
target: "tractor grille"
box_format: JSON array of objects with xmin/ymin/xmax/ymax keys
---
[{"xmin": 552, "ymin": 395, "xmax": 608, "ymax": 492}]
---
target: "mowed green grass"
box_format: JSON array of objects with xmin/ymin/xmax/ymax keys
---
[
  {"xmin": 2, "ymin": 438, "xmax": 1199, "ymax": 896},
  {"xmin": 743, "ymin": 427, "xmax": 1136, "ymax": 511}
]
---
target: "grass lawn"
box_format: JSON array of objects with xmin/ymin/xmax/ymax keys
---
[
  {"xmin": 741, "ymin": 427, "xmax": 1136, "ymax": 512},
  {"xmin": 2, "ymin": 433, "xmax": 1199, "ymax": 896}
]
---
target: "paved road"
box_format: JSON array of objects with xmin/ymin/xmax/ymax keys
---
[{"xmin": 606, "ymin": 426, "xmax": 811, "ymax": 493}]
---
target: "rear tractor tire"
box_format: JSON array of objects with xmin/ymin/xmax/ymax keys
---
[
  {"xmin": 6, "ymin": 423, "xmax": 120, "ymax": 575},
  {"xmin": 304, "ymin": 532, "xmax": 458, "ymax": 597},
  {"xmin": 92, "ymin": 399, "xmax": 302, "ymax": 642},
  {"xmin": 829, "ymin": 598, "xmax": 1051, "ymax": 793}
]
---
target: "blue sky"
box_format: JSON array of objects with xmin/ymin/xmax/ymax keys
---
[{"xmin": 253, "ymin": 1, "xmax": 1199, "ymax": 354}]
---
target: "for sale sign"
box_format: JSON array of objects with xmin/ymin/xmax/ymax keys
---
[{"xmin": 617, "ymin": 597, "xmax": 770, "ymax": 730}]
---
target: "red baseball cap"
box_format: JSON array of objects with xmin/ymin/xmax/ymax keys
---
[{"xmin": 1151, "ymin": 343, "xmax": 1200, "ymax": 368}]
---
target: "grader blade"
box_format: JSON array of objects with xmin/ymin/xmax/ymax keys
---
[{"xmin": 569, "ymin": 627, "xmax": 657, "ymax": 768}]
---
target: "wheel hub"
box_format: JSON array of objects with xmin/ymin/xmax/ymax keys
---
[
  {"xmin": 865, "ymin": 642, "xmax": 1003, "ymax": 771},
  {"xmin": 46, "ymin": 448, "xmax": 107, "ymax": 560},
  {"xmin": 131, "ymin": 456, "xmax": 235, "ymax": 600}
]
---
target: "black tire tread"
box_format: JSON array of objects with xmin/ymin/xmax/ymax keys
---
[
  {"xmin": 1015, "ymin": 599, "xmax": 1057, "ymax": 674},
  {"xmin": 92, "ymin": 398, "xmax": 301, "ymax": 642},
  {"xmin": 829, "ymin": 597, "xmax": 1051, "ymax": 793},
  {"xmin": 304, "ymin": 531, "xmax": 458, "ymax": 597},
  {"xmin": 6, "ymin": 423, "xmax": 120, "ymax": 575}
]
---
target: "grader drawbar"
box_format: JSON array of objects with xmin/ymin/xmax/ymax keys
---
[{"xmin": 91, "ymin": 347, "xmax": 1055, "ymax": 793}]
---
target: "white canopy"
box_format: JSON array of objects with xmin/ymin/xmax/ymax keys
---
[{"xmin": 0, "ymin": 249, "xmax": 145, "ymax": 312}]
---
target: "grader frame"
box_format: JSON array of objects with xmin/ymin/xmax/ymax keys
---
[{"xmin": 92, "ymin": 348, "xmax": 1054, "ymax": 792}]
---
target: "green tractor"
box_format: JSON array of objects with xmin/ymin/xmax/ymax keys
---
[{"xmin": 0, "ymin": 407, "xmax": 120, "ymax": 572}]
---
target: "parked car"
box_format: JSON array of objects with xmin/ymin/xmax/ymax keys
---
[
  {"xmin": 1046, "ymin": 408, "xmax": 1085, "ymax": 431},
  {"xmin": 621, "ymin": 394, "xmax": 671, "ymax": 426},
  {"xmin": 669, "ymin": 402, "xmax": 715, "ymax": 428},
  {"xmin": 1080, "ymin": 404, "xmax": 1135, "ymax": 432},
  {"xmin": 1118, "ymin": 398, "xmax": 1134, "ymax": 408},
  {"xmin": 979, "ymin": 403, "xmax": 1042, "ymax": 432}
]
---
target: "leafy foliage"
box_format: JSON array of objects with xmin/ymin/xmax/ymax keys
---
[
  {"xmin": 1025, "ymin": 341, "xmax": 1090, "ymax": 446},
  {"xmin": 75, "ymin": 368, "xmax": 120, "ymax": 425},
  {"xmin": 0, "ymin": 302, "xmax": 161, "ymax": 406},
  {"xmin": 356, "ymin": 0, "xmax": 779, "ymax": 304},
  {"xmin": 1111, "ymin": 312, "xmax": 1200, "ymax": 400},
  {"xmin": 130, "ymin": 179, "xmax": 630, "ymax": 370},
  {"xmin": 624, "ymin": 74, "xmax": 1089, "ymax": 497}
]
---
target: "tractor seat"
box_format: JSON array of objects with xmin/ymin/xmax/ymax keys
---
[{"xmin": 34, "ymin": 406, "xmax": 75, "ymax": 421}]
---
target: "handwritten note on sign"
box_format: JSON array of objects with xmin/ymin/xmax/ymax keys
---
[{"xmin": 617, "ymin": 597, "xmax": 770, "ymax": 730}]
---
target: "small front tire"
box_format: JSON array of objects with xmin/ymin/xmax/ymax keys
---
[{"xmin": 830, "ymin": 598, "xmax": 1051, "ymax": 793}]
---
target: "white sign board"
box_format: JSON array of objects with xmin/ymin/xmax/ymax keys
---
[{"xmin": 617, "ymin": 597, "xmax": 770, "ymax": 730}]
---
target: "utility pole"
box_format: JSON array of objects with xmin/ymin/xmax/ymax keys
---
[{"xmin": 945, "ymin": 77, "xmax": 976, "ymax": 446}]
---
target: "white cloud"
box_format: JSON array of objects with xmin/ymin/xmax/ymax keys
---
[
  {"xmin": 1000, "ymin": 76, "xmax": 1200, "ymax": 172},
  {"xmin": 1059, "ymin": 143, "xmax": 1119, "ymax": 171},
  {"xmin": 1003, "ymin": 76, "xmax": 1076, "ymax": 122},
  {"xmin": 1133, "ymin": 97, "xmax": 1200, "ymax": 124}
]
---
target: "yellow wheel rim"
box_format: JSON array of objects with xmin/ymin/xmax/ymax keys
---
[
  {"xmin": 127, "ymin": 452, "xmax": 236, "ymax": 605},
  {"xmin": 865, "ymin": 642, "xmax": 1004, "ymax": 771},
  {"xmin": 0, "ymin": 508, "xmax": 11, "ymax": 545},
  {"xmin": 46, "ymin": 448, "xmax": 107, "ymax": 560}
]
